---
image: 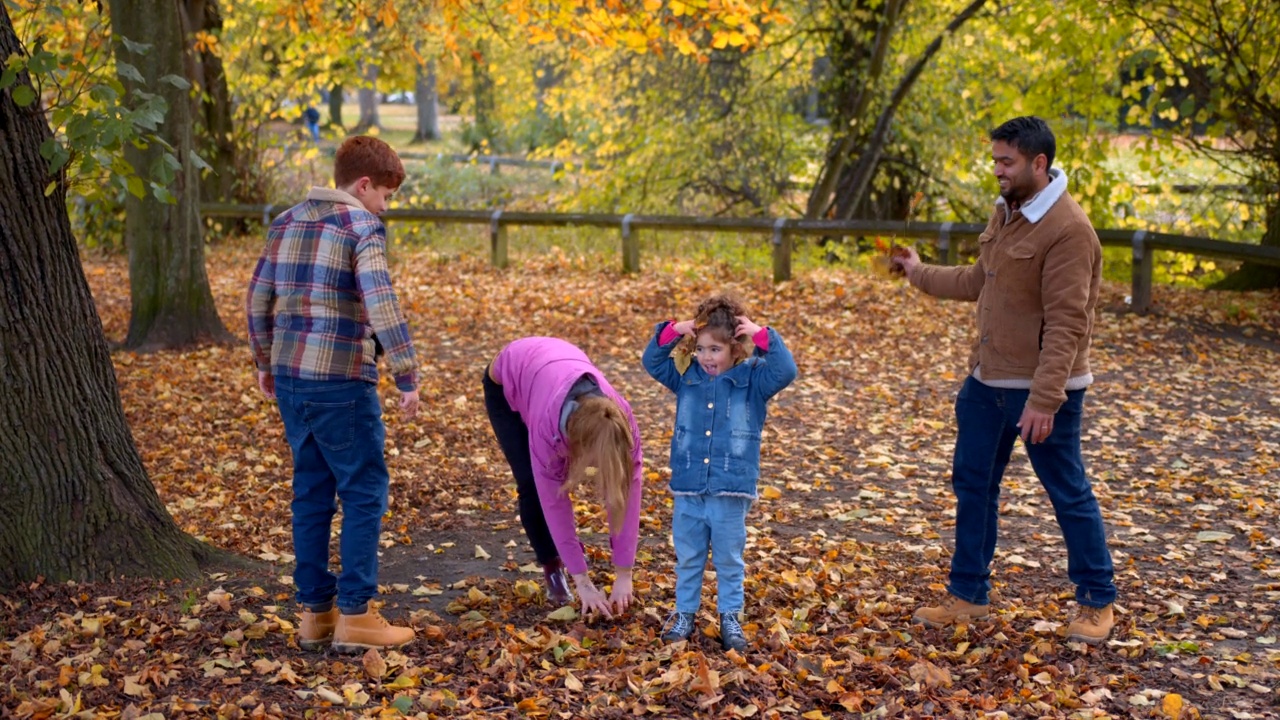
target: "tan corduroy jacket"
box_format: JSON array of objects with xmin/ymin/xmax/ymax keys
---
[{"xmin": 909, "ymin": 170, "xmax": 1101, "ymax": 414}]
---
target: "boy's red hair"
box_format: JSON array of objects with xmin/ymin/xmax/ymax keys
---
[{"xmin": 334, "ymin": 136, "xmax": 406, "ymax": 189}]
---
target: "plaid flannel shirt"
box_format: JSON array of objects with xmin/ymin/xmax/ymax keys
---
[{"xmin": 246, "ymin": 187, "xmax": 417, "ymax": 391}]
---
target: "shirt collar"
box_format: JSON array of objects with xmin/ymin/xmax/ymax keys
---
[
  {"xmin": 996, "ymin": 167, "xmax": 1067, "ymax": 224},
  {"xmin": 306, "ymin": 186, "xmax": 367, "ymax": 212}
]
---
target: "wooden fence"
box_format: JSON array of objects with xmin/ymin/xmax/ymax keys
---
[{"xmin": 202, "ymin": 203, "xmax": 1280, "ymax": 314}]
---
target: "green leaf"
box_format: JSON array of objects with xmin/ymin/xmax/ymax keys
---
[
  {"xmin": 160, "ymin": 74, "xmax": 191, "ymax": 90},
  {"xmin": 390, "ymin": 696, "xmax": 414, "ymax": 714},
  {"xmin": 28, "ymin": 50, "xmax": 57, "ymax": 75},
  {"xmin": 126, "ymin": 175, "xmax": 145, "ymax": 199},
  {"xmin": 152, "ymin": 184, "xmax": 177, "ymax": 204},
  {"xmin": 44, "ymin": 180, "xmax": 57, "ymax": 197},
  {"xmin": 116, "ymin": 62, "xmax": 145, "ymax": 84},
  {"xmin": 11, "ymin": 84, "xmax": 36, "ymax": 107},
  {"xmin": 0, "ymin": 65, "xmax": 19, "ymax": 91},
  {"xmin": 546, "ymin": 605, "xmax": 578, "ymax": 622},
  {"xmin": 120, "ymin": 37, "xmax": 152, "ymax": 56}
]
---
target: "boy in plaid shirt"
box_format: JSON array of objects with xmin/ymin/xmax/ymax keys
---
[{"xmin": 246, "ymin": 136, "xmax": 419, "ymax": 653}]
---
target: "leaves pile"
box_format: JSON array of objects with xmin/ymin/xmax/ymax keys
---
[{"xmin": 3, "ymin": 240, "xmax": 1279, "ymax": 719}]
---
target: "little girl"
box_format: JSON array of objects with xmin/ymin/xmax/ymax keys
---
[{"xmin": 641, "ymin": 294, "xmax": 797, "ymax": 651}]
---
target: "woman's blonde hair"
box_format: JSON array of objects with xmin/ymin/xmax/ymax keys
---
[{"xmin": 564, "ymin": 395, "xmax": 633, "ymax": 532}]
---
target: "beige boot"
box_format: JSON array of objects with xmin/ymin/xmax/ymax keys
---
[
  {"xmin": 298, "ymin": 607, "xmax": 339, "ymax": 650},
  {"xmin": 332, "ymin": 609, "xmax": 415, "ymax": 653},
  {"xmin": 1065, "ymin": 604, "xmax": 1114, "ymax": 644},
  {"xmin": 912, "ymin": 594, "xmax": 991, "ymax": 628}
]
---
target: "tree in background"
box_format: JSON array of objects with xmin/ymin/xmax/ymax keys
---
[
  {"xmin": 0, "ymin": 2, "xmax": 211, "ymax": 587},
  {"xmin": 1120, "ymin": 0, "xmax": 1279, "ymax": 289},
  {"xmin": 106, "ymin": 0, "xmax": 231, "ymax": 350}
]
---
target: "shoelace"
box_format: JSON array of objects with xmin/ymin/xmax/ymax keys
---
[
  {"xmin": 722, "ymin": 615, "xmax": 744, "ymax": 637},
  {"xmin": 1077, "ymin": 606, "xmax": 1101, "ymax": 622},
  {"xmin": 664, "ymin": 612, "xmax": 693, "ymax": 636}
]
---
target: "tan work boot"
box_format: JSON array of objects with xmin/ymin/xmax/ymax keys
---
[
  {"xmin": 912, "ymin": 594, "xmax": 991, "ymax": 628},
  {"xmin": 298, "ymin": 607, "xmax": 339, "ymax": 650},
  {"xmin": 332, "ymin": 609, "xmax": 415, "ymax": 653},
  {"xmin": 1065, "ymin": 604, "xmax": 1114, "ymax": 644}
]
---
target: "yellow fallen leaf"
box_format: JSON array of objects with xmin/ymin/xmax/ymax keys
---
[
  {"xmin": 760, "ymin": 486, "xmax": 782, "ymax": 500},
  {"xmin": 1162, "ymin": 692, "xmax": 1184, "ymax": 718},
  {"xmin": 564, "ymin": 671, "xmax": 584, "ymax": 692},
  {"xmin": 474, "ymin": 544, "xmax": 491, "ymax": 560}
]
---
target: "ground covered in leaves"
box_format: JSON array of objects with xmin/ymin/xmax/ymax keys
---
[{"xmin": 3, "ymin": 239, "xmax": 1279, "ymax": 719}]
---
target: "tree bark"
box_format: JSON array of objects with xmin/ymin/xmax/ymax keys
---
[
  {"xmin": 108, "ymin": 0, "xmax": 232, "ymax": 350},
  {"xmin": 0, "ymin": 5, "xmax": 210, "ymax": 589},
  {"xmin": 354, "ymin": 63, "xmax": 381, "ymax": 133},
  {"xmin": 470, "ymin": 40, "xmax": 498, "ymax": 151},
  {"xmin": 412, "ymin": 55, "xmax": 440, "ymax": 143},
  {"xmin": 832, "ymin": 0, "xmax": 989, "ymax": 221},
  {"xmin": 328, "ymin": 83, "xmax": 344, "ymax": 128},
  {"xmin": 181, "ymin": 0, "xmax": 238, "ymax": 206}
]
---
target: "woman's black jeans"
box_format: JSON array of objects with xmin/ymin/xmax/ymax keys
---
[{"xmin": 482, "ymin": 367, "xmax": 558, "ymax": 565}]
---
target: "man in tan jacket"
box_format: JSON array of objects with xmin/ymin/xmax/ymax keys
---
[{"xmin": 891, "ymin": 116, "xmax": 1116, "ymax": 644}]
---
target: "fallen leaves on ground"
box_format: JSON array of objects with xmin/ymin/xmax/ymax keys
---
[{"xmin": 3, "ymin": 240, "xmax": 1278, "ymax": 718}]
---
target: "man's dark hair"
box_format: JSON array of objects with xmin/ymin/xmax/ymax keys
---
[{"xmin": 990, "ymin": 116, "xmax": 1056, "ymax": 169}]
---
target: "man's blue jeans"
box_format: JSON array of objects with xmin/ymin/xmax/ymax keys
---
[
  {"xmin": 947, "ymin": 376, "xmax": 1115, "ymax": 608},
  {"xmin": 672, "ymin": 494, "xmax": 752, "ymax": 614},
  {"xmin": 275, "ymin": 376, "xmax": 388, "ymax": 613}
]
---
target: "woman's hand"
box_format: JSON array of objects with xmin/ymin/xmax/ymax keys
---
[
  {"xmin": 572, "ymin": 573, "xmax": 613, "ymax": 618},
  {"xmin": 609, "ymin": 567, "xmax": 634, "ymax": 614}
]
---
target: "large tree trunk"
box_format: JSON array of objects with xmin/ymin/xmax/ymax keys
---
[
  {"xmin": 328, "ymin": 83, "xmax": 344, "ymax": 128},
  {"xmin": 354, "ymin": 63, "xmax": 381, "ymax": 133},
  {"xmin": 0, "ymin": 5, "xmax": 210, "ymax": 588},
  {"xmin": 108, "ymin": 0, "xmax": 232, "ymax": 350},
  {"xmin": 470, "ymin": 40, "xmax": 498, "ymax": 151},
  {"xmin": 1211, "ymin": 200, "xmax": 1280, "ymax": 289},
  {"xmin": 411, "ymin": 55, "xmax": 440, "ymax": 143},
  {"xmin": 181, "ymin": 0, "xmax": 238, "ymax": 206}
]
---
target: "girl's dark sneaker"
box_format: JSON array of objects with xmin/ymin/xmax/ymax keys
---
[
  {"xmin": 719, "ymin": 612, "xmax": 747, "ymax": 652},
  {"xmin": 542, "ymin": 559, "xmax": 573, "ymax": 605},
  {"xmin": 661, "ymin": 611, "xmax": 697, "ymax": 642}
]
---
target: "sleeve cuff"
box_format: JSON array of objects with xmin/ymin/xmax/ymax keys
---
[
  {"xmin": 657, "ymin": 321, "xmax": 681, "ymax": 346},
  {"xmin": 752, "ymin": 327, "xmax": 769, "ymax": 351}
]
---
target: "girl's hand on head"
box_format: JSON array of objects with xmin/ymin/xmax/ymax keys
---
[
  {"xmin": 672, "ymin": 319, "xmax": 697, "ymax": 337},
  {"xmin": 735, "ymin": 316, "xmax": 762, "ymax": 338}
]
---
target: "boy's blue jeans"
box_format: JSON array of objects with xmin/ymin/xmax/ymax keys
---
[
  {"xmin": 275, "ymin": 376, "xmax": 389, "ymax": 613},
  {"xmin": 947, "ymin": 376, "xmax": 1116, "ymax": 608},
  {"xmin": 672, "ymin": 494, "xmax": 752, "ymax": 614}
]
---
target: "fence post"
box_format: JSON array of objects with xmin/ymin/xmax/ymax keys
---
[
  {"xmin": 938, "ymin": 221, "xmax": 956, "ymax": 265},
  {"xmin": 1130, "ymin": 230, "xmax": 1152, "ymax": 314},
  {"xmin": 772, "ymin": 218, "xmax": 791, "ymax": 283},
  {"xmin": 490, "ymin": 210, "xmax": 508, "ymax": 268},
  {"xmin": 261, "ymin": 204, "xmax": 274, "ymax": 227},
  {"xmin": 621, "ymin": 213, "xmax": 639, "ymax": 274},
  {"xmin": 489, "ymin": 157, "xmax": 500, "ymax": 176}
]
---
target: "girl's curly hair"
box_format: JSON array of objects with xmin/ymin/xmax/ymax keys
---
[{"xmin": 678, "ymin": 293, "xmax": 752, "ymax": 363}]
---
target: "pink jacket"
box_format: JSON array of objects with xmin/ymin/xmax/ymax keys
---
[{"xmin": 489, "ymin": 337, "xmax": 644, "ymax": 575}]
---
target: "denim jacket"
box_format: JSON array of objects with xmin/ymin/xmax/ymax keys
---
[{"xmin": 642, "ymin": 322, "xmax": 797, "ymax": 498}]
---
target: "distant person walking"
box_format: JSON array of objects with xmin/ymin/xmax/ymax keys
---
[
  {"xmin": 890, "ymin": 116, "xmax": 1116, "ymax": 644},
  {"xmin": 303, "ymin": 105, "xmax": 321, "ymax": 143},
  {"xmin": 247, "ymin": 136, "xmax": 419, "ymax": 653}
]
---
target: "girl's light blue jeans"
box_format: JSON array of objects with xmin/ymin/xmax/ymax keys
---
[{"xmin": 672, "ymin": 494, "xmax": 752, "ymax": 614}]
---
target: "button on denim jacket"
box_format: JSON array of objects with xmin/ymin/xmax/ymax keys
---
[{"xmin": 642, "ymin": 322, "xmax": 797, "ymax": 498}]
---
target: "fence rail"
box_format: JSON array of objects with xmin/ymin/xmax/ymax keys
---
[{"xmin": 202, "ymin": 203, "xmax": 1280, "ymax": 314}]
